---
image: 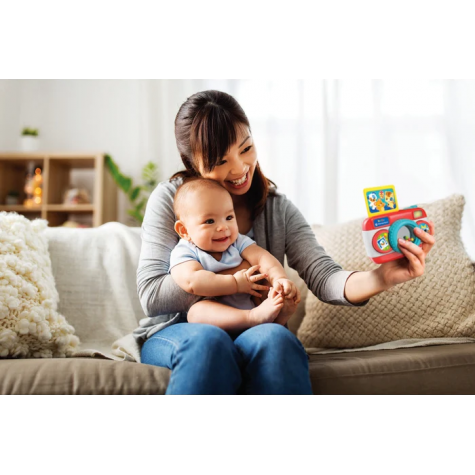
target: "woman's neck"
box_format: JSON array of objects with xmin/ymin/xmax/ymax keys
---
[{"xmin": 232, "ymin": 194, "xmax": 248, "ymax": 208}]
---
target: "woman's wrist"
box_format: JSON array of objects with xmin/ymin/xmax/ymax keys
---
[
  {"xmin": 344, "ymin": 269, "xmax": 391, "ymax": 304},
  {"xmin": 373, "ymin": 267, "xmax": 393, "ymax": 292}
]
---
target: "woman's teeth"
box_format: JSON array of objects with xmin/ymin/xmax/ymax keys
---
[{"xmin": 229, "ymin": 173, "xmax": 247, "ymax": 185}]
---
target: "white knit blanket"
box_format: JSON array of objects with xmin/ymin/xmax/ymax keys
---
[{"xmin": 45, "ymin": 223, "xmax": 143, "ymax": 362}]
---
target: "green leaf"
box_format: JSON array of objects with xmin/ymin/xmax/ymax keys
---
[
  {"xmin": 135, "ymin": 198, "xmax": 147, "ymax": 212},
  {"xmin": 21, "ymin": 127, "xmax": 39, "ymax": 136},
  {"xmin": 129, "ymin": 186, "xmax": 141, "ymax": 202},
  {"xmin": 142, "ymin": 161, "xmax": 159, "ymax": 191},
  {"xmin": 127, "ymin": 209, "xmax": 144, "ymax": 223},
  {"xmin": 105, "ymin": 155, "xmax": 132, "ymax": 193}
]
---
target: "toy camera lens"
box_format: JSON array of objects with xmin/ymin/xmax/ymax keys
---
[
  {"xmin": 388, "ymin": 219, "xmax": 422, "ymax": 253},
  {"xmin": 396, "ymin": 226, "xmax": 411, "ymax": 241}
]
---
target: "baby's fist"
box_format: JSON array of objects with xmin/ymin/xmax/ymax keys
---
[{"xmin": 273, "ymin": 278, "xmax": 301, "ymax": 304}]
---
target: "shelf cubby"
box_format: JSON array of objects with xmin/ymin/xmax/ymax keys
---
[{"xmin": 0, "ymin": 152, "xmax": 117, "ymax": 227}]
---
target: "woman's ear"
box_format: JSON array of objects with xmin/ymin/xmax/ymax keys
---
[{"xmin": 174, "ymin": 220, "xmax": 191, "ymax": 241}]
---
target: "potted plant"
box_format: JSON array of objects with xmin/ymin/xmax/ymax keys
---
[
  {"xmin": 20, "ymin": 127, "xmax": 40, "ymax": 152},
  {"xmin": 105, "ymin": 154, "xmax": 160, "ymax": 224}
]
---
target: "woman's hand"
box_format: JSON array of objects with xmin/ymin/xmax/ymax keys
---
[
  {"xmin": 376, "ymin": 222, "xmax": 436, "ymax": 289},
  {"xmin": 233, "ymin": 265, "xmax": 270, "ymax": 297}
]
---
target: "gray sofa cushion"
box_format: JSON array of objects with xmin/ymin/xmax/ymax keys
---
[
  {"xmin": 3, "ymin": 343, "xmax": 475, "ymax": 394},
  {"xmin": 0, "ymin": 358, "xmax": 170, "ymax": 395},
  {"xmin": 309, "ymin": 342, "xmax": 475, "ymax": 394}
]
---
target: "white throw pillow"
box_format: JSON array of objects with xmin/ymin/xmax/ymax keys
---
[{"xmin": 0, "ymin": 213, "xmax": 80, "ymax": 357}]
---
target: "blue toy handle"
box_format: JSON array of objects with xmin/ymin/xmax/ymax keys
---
[{"xmin": 388, "ymin": 219, "xmax": 422, "ymax": 253}]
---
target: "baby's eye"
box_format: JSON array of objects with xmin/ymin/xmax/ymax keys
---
[
  {"xmin": 205, "ymin": 219, "xmax": 214, "ymax": 224},
  {"xmin": 226, "ymin": 215, "xmax": 234, "ymax": 220}
]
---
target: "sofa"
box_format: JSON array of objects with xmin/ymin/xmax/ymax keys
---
[{"xmin": 1, "ymin": 221, "xmax": 475, "ymax": 395}]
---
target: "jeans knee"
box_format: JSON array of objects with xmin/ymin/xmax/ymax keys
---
[
  {"xmin": 244, "ymin": 324, "xmax": 307, "ymax": 359},
  {"xmin": 181, "ymin": 324, "xmax": 236, "ymax": 362}
]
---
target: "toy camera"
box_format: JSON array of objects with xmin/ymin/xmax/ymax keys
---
[{"xmin": 362, "ymin": 205, "xmax": 433, "ymax": 264}]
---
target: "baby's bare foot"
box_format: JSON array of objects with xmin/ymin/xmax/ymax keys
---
[
  {"xmin": 274, "ymin": 297, "xmax": 298, "ymax": 325},
  {"xmin": 248, "ymin": 288, "xmax": 284, "ymax": 326},
  {"xmin": 267, "ymin": 287, "xmax": 298, "ymax": 326}
]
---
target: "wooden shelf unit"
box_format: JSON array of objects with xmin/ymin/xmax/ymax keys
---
[{"xmin": 0, "ymin": 152, "xmax": 117, "ymax": 227}]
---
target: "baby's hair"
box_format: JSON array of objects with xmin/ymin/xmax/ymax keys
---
[{"xmin": 173, "ymin": 177, "xmax": 231, "ymax": 220}]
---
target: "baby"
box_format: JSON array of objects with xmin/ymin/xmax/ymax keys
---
[{"xmin": 169, "ymin": 177, "xmax": 300, "ymax": 330}]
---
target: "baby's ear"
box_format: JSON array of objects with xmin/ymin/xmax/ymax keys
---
[{"xmin": 174, "ymin": 220, "xmax": 190, "ymax": 241}]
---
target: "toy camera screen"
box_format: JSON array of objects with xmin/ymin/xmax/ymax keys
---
[{"xmin": 366, "ymin": 186, "xmax": 398, "ymax": 215}]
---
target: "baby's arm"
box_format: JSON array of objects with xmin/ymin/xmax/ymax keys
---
[
  {"xmin": 171, "ymin": 260, "xmax": 237, "ymax": 296},
  {"xmin": 171, "ymin": 260, "xmax": 268, "ymax": 298}
]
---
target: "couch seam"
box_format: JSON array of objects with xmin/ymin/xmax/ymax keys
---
[{"xmin": 311, "ymin": 361, "xmax": 475, "ymax": 380}]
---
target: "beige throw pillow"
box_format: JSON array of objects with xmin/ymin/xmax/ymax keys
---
[
  {"xmin": 297, "ymin": 194, "xmax": 475, "ymax": 349},
  {"xmin": 0, "ymin": 213, "xmax": 80, "ymax": 357}
]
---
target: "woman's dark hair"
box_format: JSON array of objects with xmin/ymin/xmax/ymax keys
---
[{"xmin": 170, "ymin": 90, "xmax": 276, "ymax": 219}]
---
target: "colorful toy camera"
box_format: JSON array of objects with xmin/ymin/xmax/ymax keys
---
[{"xmin": 362, "ymin": 186, "xmax": 434, "ymax": 264}]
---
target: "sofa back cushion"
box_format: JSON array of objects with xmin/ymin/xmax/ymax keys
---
[{"xmin": 297, "ymin": 194, "xmax": 475, "ymax": 348}]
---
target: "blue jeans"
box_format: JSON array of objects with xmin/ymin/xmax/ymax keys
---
[{"xmin": 141, "ymin": 323, "xmax": 313, "ymax": 395}]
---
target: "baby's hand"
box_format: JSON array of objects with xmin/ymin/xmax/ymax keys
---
[
  {"xmin": 273, "ymin": 278, "xmax": 301, "ymax": 304},
  {"xmin": 233, "ymin": 265, "xmax": 270, "ymax": 298}
]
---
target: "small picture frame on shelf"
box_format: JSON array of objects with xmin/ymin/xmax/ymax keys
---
[{"xmin": 63, "ymin": 188, "xmax": 91, "ymax": 205}]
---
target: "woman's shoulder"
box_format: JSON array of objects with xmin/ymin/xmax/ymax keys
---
[
  {"xmin": 265, "ymin": 186, "xmax": 291, "ymax": 209},
  {"xmin": 144, "ymin": 177, "xmax": 185, "ymax": 220},
  {"xmin": 148, "ymin": 176, "xmax": 184, "ymax": 202},
  {"xmin": 153, "ymin": 176, "xmax": 184, "ymax": 194}
]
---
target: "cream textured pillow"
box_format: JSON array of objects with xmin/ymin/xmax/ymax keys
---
[
  {"xmin": 0, "ymin": 213, "xmax": 80, "ymax": 358},
  {"xmin": 297, "ymin": 194, "xmax": 475, "ymax": 349}
]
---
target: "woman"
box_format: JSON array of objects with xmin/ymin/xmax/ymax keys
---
[{"xmin": 135, "ymin": 90, "xmax": 435, "ymax": 395}]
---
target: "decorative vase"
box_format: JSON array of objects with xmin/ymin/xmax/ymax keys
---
[{"xmin": 20, "ymin": 136, "xmax": 39, "ymax": 152}]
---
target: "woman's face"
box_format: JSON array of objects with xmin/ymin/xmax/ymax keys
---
[{"xmin": 196, "ymin": 126, "xmax": 257, "ymax": 199}]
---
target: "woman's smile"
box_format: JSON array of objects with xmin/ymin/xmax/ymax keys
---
[{"xmin": 226, "ymin": 171, "xmax": 250, "ymax": 189}]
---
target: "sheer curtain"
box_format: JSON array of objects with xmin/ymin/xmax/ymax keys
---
[
  {"xmin": 150, "ymin": 79, "xmax": 474, "ymax": 259},
  {"xmin": 191, "ymin": 80, "xmax": 474, "ymax": 260}
]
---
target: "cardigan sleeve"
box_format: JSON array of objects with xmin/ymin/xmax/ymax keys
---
[
  {"xmin": 136, "ymin": 181, "xmax": 202, "ymax": 318},
  {"xmin": 282, "ymin": 196, "xmax": 368, "ymax": 307}
]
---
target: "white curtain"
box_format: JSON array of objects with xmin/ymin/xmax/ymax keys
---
[{"xmin": 180, "ymin": 79, "xmax": 474, "ymax": 260}]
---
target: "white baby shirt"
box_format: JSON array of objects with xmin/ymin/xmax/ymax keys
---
[{"xmin": 169, "ymin": 233, "xmax": 256, "ymax": 310}]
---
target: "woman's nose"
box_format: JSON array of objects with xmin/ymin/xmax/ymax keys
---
[{"xmin": 229, "ymin": 155, "xmax": 246, "ymax": 175}]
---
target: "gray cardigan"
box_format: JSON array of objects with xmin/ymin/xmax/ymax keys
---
[{"xmin": 134, "ymin": 177, "xmax": 367, "ymax": 342}]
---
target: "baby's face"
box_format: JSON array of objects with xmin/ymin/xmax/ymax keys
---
[{"xmin": 180, "ymin": 187, "xmax": 239, "ymax": 252}]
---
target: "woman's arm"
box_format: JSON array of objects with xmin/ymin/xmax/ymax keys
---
[
  {"xmin": 136, "ymin": 181, "xmax": 202, "ymax": 317},
  {"xmin": 282, "ymin": 197, "xmax": 368, "ymax": 306}
]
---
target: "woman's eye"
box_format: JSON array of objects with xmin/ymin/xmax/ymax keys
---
[
  {"xmin": 226, "ymin": 215, "xmax": 234, "ymax": 220},
  {"xmin": 205, "ymin": 219, "xmax": 214, "ymax": 224},
  {"xmin": 216, "ymin": 160, "xmax": 227, "ymax": 166},
  {"xmin": 242, "ymin": 145, "xmax": 252, "ymax": 154}
]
